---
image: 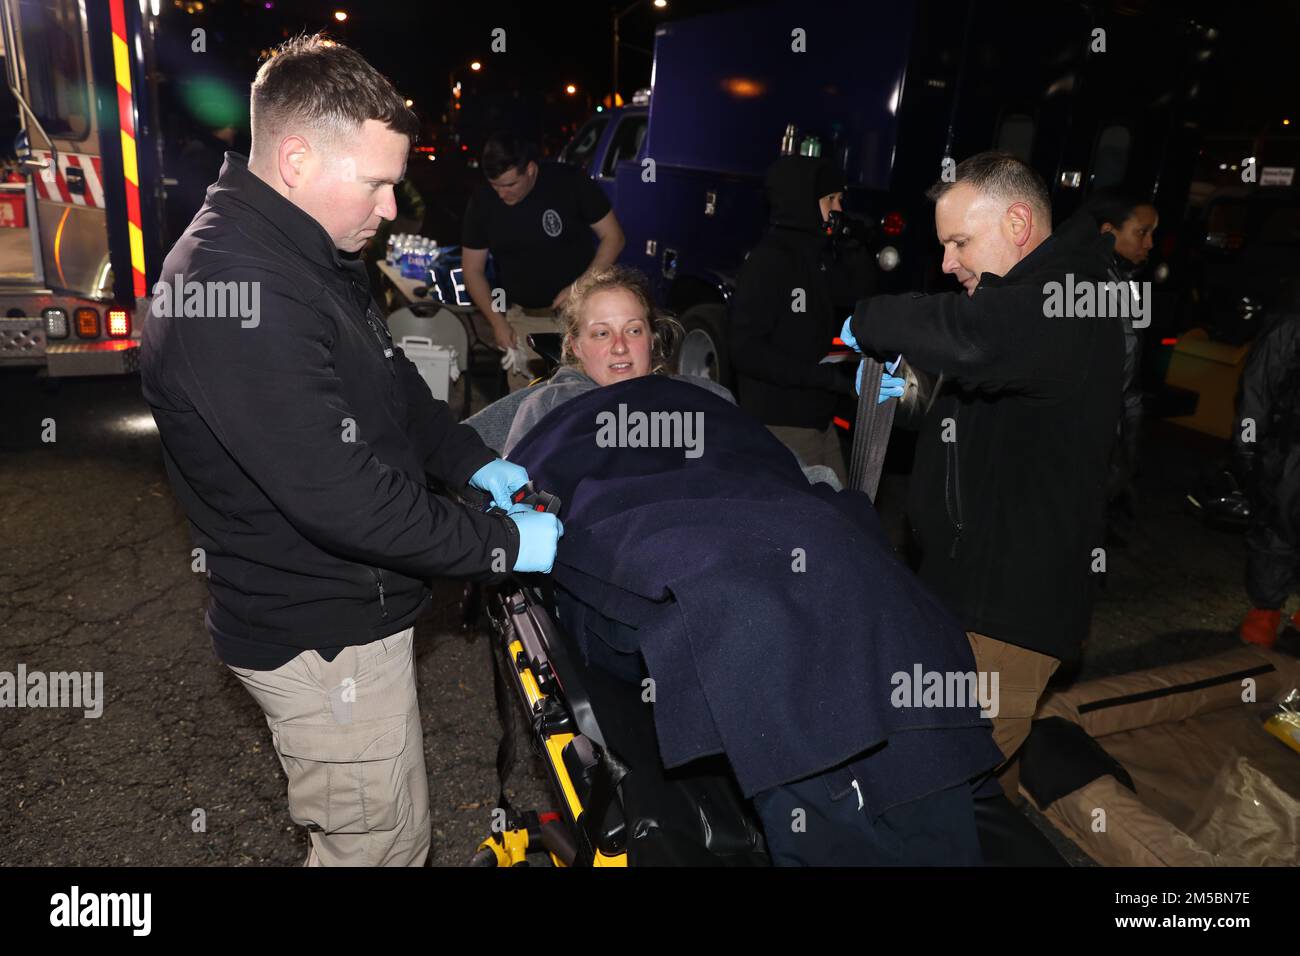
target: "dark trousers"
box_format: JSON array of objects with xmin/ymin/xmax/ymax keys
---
[
  {"xmin": 1247, "ymin": 521, "xmax": 1300, "ymax": 609},
  {"xmin": 753, "ymin": 772, "xmax": 983, "ymax": 866}
]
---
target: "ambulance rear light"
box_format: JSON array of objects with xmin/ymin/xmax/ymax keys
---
[
  {"xmin": 43, "ymin": 307, "xmax": 68, "ymax": 339},
  {"xmin": 74, "ymin": 307, "xmax": 99, "ymax": 338},
  {"xmin": 107, "ymin": 308, "xmax": 130, "ymax": 338}
]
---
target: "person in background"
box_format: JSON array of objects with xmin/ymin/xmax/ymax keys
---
[
  {"xmin": 730, "ymin": 155, "xmax": 866, "ymax": 485},
  {"xmin": 1085, "ymin": 189, "xmax": 1160, "ymax": 530},
  {"xmin": 460, "ymin": 132, "xmax": 625, "ymax": 391},
  {"xmin": 1235, "ymin": 284, "xmax": 1300, "ymax": 649}
]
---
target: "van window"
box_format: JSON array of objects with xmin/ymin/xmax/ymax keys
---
[
  {"xmin": 996, "ymin": 114, "xmax": 1034, "ymax": 162},
  {"xmin": 1092, "ymin": 125, "xmax": 1131, "ymax": 188},
  {"xmin": 560, "ymin": 117, "xmax": 608, "ymax": 174},
  {"xmin": 601, "ymin": 115, "xmax": 648, "ymax": 178}
]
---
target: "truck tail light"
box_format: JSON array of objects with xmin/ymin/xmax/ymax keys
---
[
  {"xmin": 75, "ymin": 307, "xmax": 99, "ymax": 338},
  {"xmin": 43, "ymin": 307, "xmax": 68, "ymax": 339},
  {"xmin": 107, "ymin": 308, "xmax": 130, "ymax": 338}
]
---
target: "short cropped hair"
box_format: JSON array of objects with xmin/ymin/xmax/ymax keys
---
[
  {"xmin": 560, "ymin": 265, "xmax": 682, "ymax": 372},
  {"xmin": 1084, "ymin": 188, "xmax": 1154, "ymax": 230},
  {"xmin": 926, "ymin": 151, "xmax": 1052, "ymax": 226},
  {"xmin": 250, "ymin": 34, "xmax": 418, "ymax": 156},
  {"xmin": 481, "ymin": 132, "xmax": 538, "ymax": 180}
]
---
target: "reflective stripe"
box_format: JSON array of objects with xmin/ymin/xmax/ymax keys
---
[{"xmin": 109, "ymin": 0, "xmax": 145, "ymax": 298}]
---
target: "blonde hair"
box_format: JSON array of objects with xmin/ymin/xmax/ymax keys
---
[{"xmin": 559, "ymin": 265, "xmax": 682, "ymax": 373}]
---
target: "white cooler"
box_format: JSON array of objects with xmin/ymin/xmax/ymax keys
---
[{"xmin": 398, "ymin": 335, "xmax": 459, "ymax": 402}]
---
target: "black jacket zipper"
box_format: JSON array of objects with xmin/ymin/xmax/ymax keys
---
[
  {"xmin": 945, "ymin": 405, "xmax": 965, "ymax": 559},
  {"xmin": 363, "ymin": 305, "xmax": 396, "ymax": 371},
  {"xmin": 372, "ymin": 567, "xmax": 388, "ymax": 619}
]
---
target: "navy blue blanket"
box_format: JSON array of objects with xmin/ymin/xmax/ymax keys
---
[{"xmin": 509, "ymin": 376, "xmax": 1001, "ymax": 814}]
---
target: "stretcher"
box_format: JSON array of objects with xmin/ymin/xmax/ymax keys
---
[
  {"xmin": 464, "ymin": 343, "xmax": 1064, "ymax": 866},
  {"xmin": 468, "ymin": 580, "xmax": 768, "ymax": 866}
]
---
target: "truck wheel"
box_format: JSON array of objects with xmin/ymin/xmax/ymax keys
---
[{"xmin": 673, "ymin": 304, "xmax": 732, "ymax": 390}]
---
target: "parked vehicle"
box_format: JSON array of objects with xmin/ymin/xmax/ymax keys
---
[
  {"xmin": 559, "ymin": 0, "xmax": 1215, "ymax": 392},
  {"xmin": 0, "ymin": 0, "xmax": 165, "ymax": 377}
]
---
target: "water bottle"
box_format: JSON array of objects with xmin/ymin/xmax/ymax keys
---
[
  {"xmin": 401, "ymin": 236, "xmax": 427, "ymax": 278},
  {"xmin": 780, "ymin": 123, "xmax": 798, "ymax": 156}
]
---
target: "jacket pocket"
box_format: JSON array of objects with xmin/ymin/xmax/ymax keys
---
[{"xmin": 275, "ymin": 714, "xmax": 408, "ymax": 834}]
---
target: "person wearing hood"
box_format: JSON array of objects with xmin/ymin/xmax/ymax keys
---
[
  {"xmin": 729, "ymin": 155, "xmax": 866, "ymax": 485},
  {"xmin": 1085, "ymin": 189, "xmax": 1159, "ymax": 526},
  {"xmin": 840, "ymin": 152, "xmax": 1125, "ymax": 802}
]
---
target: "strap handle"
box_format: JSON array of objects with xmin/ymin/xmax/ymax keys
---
[{"xmin": 848, "ymin": 357, "xmax": 896, "ymax": 501}]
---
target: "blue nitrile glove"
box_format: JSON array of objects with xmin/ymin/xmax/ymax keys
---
[
  {"xmin": 507, "ymin": 508, "xmax": 564, "ymax": 573},
  {"xmin": 839, "ymin": 317, "xmax": 860, "ymax": 352},
  {"xmin": 854, "ymin": 359, "xmax": 907, "ymax": 404},
  {"xmin": 879, "ymin": 372, "xmax": 906, "ymax": 404},
  {"xmin": 469, "ymin": 459, "xmax": 529, "ymax": 510}
]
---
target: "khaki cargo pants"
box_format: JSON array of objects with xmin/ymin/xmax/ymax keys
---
[
  {"xmin": 504, "ymin": 305, "xmax": 562, "ymax": 393},
  {"xmin": 227, "ymin": 627, "xmax": 430, "ymax": 866},
  {"xmin": 965, "ymin": 631, "xmax": 1060, "ymax": 802}
]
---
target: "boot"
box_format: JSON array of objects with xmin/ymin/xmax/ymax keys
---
[{"xmin": 1240, "ymin": 608, "xmax": 1281, "ymax": 649}]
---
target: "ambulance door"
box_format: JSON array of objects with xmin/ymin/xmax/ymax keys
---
[{"xmin": 3, "ymin": 0, "xmax": 111, "ymax": 300}]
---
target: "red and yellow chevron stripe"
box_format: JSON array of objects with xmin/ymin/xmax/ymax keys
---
[{"xmin": 109, "ymin": 0, "xmax": 145, "ymax": 298}]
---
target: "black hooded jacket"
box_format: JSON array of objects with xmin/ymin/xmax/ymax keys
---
[
  {"xmin": 730, "ymin": 157, "xmax": 857, "ymax": 429},
  {"xmin": 848, "ymin": 212, "xmax": 1124, "ymax": 664},
  {"xmin": 141, "ymin": 153, "xmax": 520, "ymax": 669}
]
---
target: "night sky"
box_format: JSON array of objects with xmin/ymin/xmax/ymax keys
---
[
  {"xmin": 154, "ymin": 0, "xmax": 1300, "ymax": 142},
  {"xmin": 155, "ymin": 0, "xmax": 754, "ymax": 142}
]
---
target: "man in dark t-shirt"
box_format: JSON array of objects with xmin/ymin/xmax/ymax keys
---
[{"xmin": 462, "ymin": 132, "xmax": 624, "ymax": 390}]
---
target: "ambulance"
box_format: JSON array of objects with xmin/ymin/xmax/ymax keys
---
[{"xmin": 0, "ymin": 0, "xmax": 164, "ymax": 376}]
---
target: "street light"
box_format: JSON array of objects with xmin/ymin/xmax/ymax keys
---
[
  {"xmin": 470, "ymin": 60, "xmax": 482, "ymax": 71},
  {"xmin": 565, "ymin": 84, "xmax": 577, "ymax": 95},
  {"xmin": 333, "ymin": 10, "xmax": 347, "ymax": 22},
  {"xmin": 612, "ymin": 0, "xmax": 666, "ymax": 107}
]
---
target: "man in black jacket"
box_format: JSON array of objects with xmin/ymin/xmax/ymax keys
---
[
  {"xmin": 731, "ymin": 156, "xmax": 866, "ymax": 484},
  {"xmin": 842, "ymin": 152, "xmax": 1124, "ymax": 800},
  {"xmin": 140, "ymin": 36, "xmax": 561, "ymax": 866}
]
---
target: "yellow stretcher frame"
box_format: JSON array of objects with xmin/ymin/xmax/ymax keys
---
[{"xmin": 470, "ymin": 586, "xmax": 628, "ymax": 868}]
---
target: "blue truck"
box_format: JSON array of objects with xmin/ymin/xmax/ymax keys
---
[{"xmin": 558, "ymin": 0, "xmax": 1214, "ymax": 390}]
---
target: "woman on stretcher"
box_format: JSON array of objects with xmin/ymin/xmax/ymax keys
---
[{"xmin": 468, "ymin": 266, "xmax": 1004, "ymax": 865}]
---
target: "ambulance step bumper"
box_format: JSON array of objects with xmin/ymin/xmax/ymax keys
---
[{"xmin": 45, "ymin": 340, "xmax": 141, "ymax": 376}]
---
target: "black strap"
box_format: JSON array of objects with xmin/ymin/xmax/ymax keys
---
[
  {"xmin": 849, "ymin": 357, "xmax": 896, "ymax": 501},
  {"xmin": 582, "ymin": 748, "xmax": 630, "ymax": 859},
  {"xmin": 490, "ymin": 632, "xmax": 518, "ymax": 816}
]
